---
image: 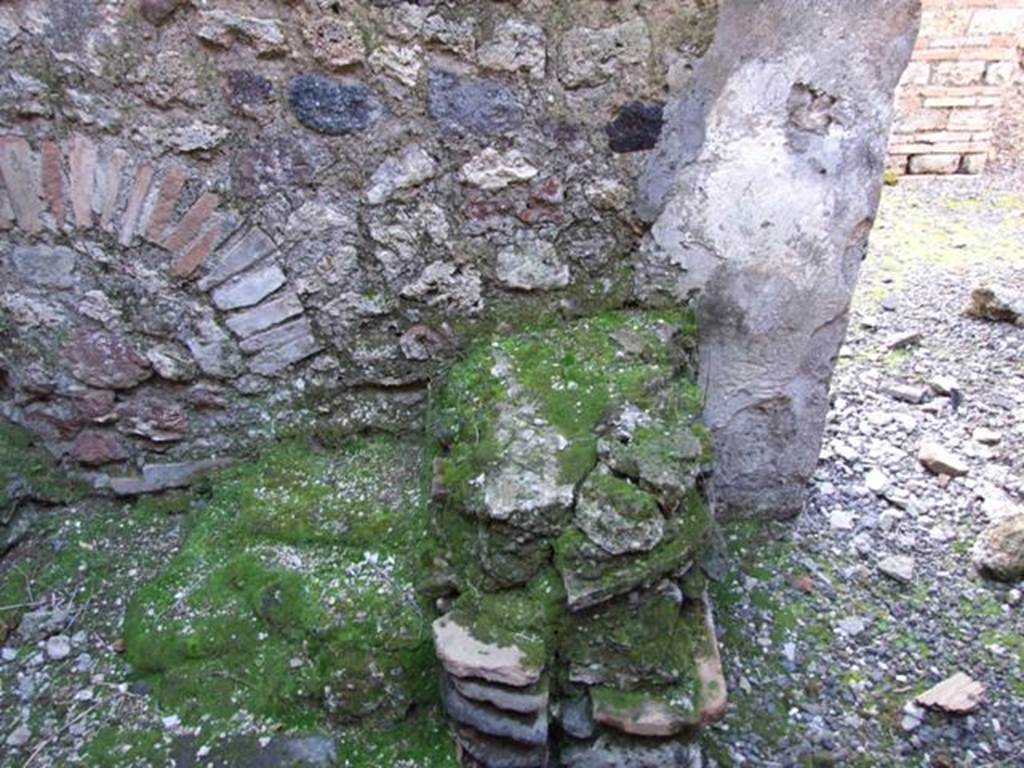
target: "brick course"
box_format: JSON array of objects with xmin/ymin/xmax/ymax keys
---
[{"xmin": 890, "ymin": 0, "xmax": 1024, "ymax": 174}]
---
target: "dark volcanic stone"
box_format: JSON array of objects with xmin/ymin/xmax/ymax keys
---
[
  {"xmin": 606, "ymin": 101, "xmax": 665, "ymax": 153},
  {"xmin": 287, "ymin": 74, "xmax": 384, "ymax": 135},
  {"xmin": 224, "ymin": 69, "xmax": 274, "ymax": 111},
  {"xmin": 441, "ymin": 674, "xmax": 548, "ymax": 746},
  {"xmin": 428, "ymin": 69, "xmax": 523, "ymax": 136}
]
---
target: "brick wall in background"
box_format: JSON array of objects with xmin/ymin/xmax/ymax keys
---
[{"xmin": 889, "ymin": 0, "xmax": 1024, "ymax": 174}]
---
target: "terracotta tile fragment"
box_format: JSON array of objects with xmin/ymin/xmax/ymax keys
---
[
  {"xmin": 68, "ymin": 134, "xmax": 98, "ymax": 229},
  {"xmin": 163, "ymin": 191, "xmax": 220, "ymax": 252},
  {"xmin": 99, "ymin": 148, "xmax": 128, "ymax": 231},
  {"xmin": 40, "ymin": 140, "xmax": 65, "ymax": 227},
  {"xmin": 169, "ymin": 215, "xmax": 227, "ymax": 278},
  {"xmin": 118, "ymin": 162, "xmax": 154, "ymax": 246},
  {"xmin": 143, "ymin": 164, "xmax": 186, "ymax": 243}
]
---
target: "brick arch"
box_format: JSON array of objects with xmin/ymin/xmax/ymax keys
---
[{"xmin": 0, "ymin": 133, "xmax": 319, "ymax": 377}]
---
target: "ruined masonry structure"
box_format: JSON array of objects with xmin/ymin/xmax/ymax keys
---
[
  {"xmin": 2, "ymin": 0, "xmax": 924, "ymax": 765},
  {"xmin": 889, "ymin": 0, "xmax": 1024, "ymax": 174},
  {"xmin": 0, "ymin": 0, "xmax": 717, "ymax": 498},
  {"xmin": 425, "ymin": 311, "xmax": 725, "ymax": 766}
]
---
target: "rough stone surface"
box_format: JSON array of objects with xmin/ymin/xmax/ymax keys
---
[
  {"xmin": 481, "ymin": 403, "xmax": 575, "ymax": 532},
  {"xmin": 432, "ymin": 614, "xmax": 542, "ymax": 688},
  {"xmin": 574, "ymin": 471, "xmax": 665, "ymax": 556},
  {"xmin": 304, "ymin": 16, "xmax": 365, "ymax": 71},
  {"xmin": 195, "ymin": 10, "xmax": 287, "ymax": 57},
  {"xmin": 477, "ymin": 18, "xmax": 546, "ymax": 80},
  {"xmin": 460, "ymin": 148, "xmax": 538, "ymax": 191},
  {"xmin": 964, "ymin": 284, "xmax": 1022, "ymax": 325},
  {"xmin": 71, "ymin": 430, "xmax": 127, "ymax": 467},
  {"xmin": 559, "ymin": 19, "xmax": 652, "ymax": 89},
  {"xmin": 878, "ymin": 554, "xmax": 916, "ymax": 584},
  {"xmin": 365, "ymin": 144, "xmax": 438, "ymax": 205},
  {"xmin": 287, "ymin": 75, "xmax": 385, "ymax": 135},
  {"xmin": 10, "ymin": 245, "xmax": 76, "ymax": 288},
  {"xmin": 454, "ymin": 725, "xmax": 548, "ymax": 768},
  {"xmin": 106, "ymin": 459, "xmax": 230, "ymax": 496},
  {"xmin": 427, "ymin": 69, "xmax": 523, "ymax": 136},
  {"xmin": 225, "ymin": 291, "xmax": 304, "ymax": 338},
  {"xmin": 635, "ymin": 0, "xmax": 921, "ymax": 518},
  {"xmin": 561, "ymin": 738, "xmax": 702, "ymax": 768},
  {"xmin": 972, "ymin": 514, "xmax": 1024, "ymax": 582},
  {"xmin": 140, "ymin": 0, "xmax": 186, "ymax": 26},
  {"xmin": 241, "ymin": 317, "xmax": 322, "ymax": 376},
  {"xmin": 452, "ymin": 677, "xmax": 549, "ymax": 715},
  {"xmin": 441, "ymin": 674, "xmax": 548, "ymax": 746},
  {"xmin": 64, "ymin": 331, "xmax": 152, "ymax": 390},
  {"xmin": 495, "ymin": 239, "xmax": 570, "ymax": 291},
  {"xmin": 918, "ymin": 441, "xmax": 969, "ymax": 477},
  {"xmin": 211, "ymin": 264, "xmax": 287, "ymax": 311},
  {"xmin": 116, "ymin": 395, "xmax": 189, "ymax": 442},
  {"xmin": 199, "ymin": 227, "xmax": 277, "ymax": 291}
]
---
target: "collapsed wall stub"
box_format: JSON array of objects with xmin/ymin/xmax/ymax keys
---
[{"xmin": 635, "ymin": 0, "xmax": 922, "ymax": 519}]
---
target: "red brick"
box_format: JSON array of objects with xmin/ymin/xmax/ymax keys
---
[
  {"xmin": 40, "ymin": 141, "xmax": 65, "ymax": 227},
  {"xmin": 163, "ymin": 191, "xmax": 220, "ymax": 252},
  {"xmin": 68, "ymin": 133, "xmax": 98, "ymax": 229},
  {"xmin": 169, "ymin": 215, "xmax": 226, "ymax": 278},
  {"xmin": 0, "ymin": 135, "xmax": 42, "ymax": 234},
  {"xmin": 144, "ymin": 164, "xmax": 186, "ymax": 244},
  {"xmin": 118, "ymin": 162, "xmax": 154, "ymax": 246},
  {"xmin": 99, "ymin": 148, "xmax": 128, "ymax": 232}
]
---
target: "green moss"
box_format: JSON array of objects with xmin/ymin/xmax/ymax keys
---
[
  {"xmin": 334, "ymin": 708, "xmax": 459, "ymax": 767},
  {"xmin": 123, "ymin": 436, "xmax": 438, "ymax": 730},
  {"xmin": 82, "ymin": 727, "xmax": 169, "ymax": 768},
  {"xmin": 132, "ymin": 491, "xmax": 194, "ymax": 521},
  {"xmin": 561, "ymin": 591, "xmax": 703, "ymax": 690},
  {"xmin": 0, "ymin": 419, "xmax": 85, "ymax": 510},
  {"xmin": 1, "ymin": 497, "xmax": 156, "ymax": 641},
  {"xmin": 555, "ymin": 488, "xmax": 711, "ymax": 602},
  {"xmin": 590, "ymin": 681, "xmax": 700, "ymax": 725},
  {"xmin": 584, "ymin": 471, "xmax": 661, "ymax": 526},
  {"xmin": 451, "ymin": 568, "xmax": 566, "ymax": 669},
  {"xmin": 430, "ymin": 309, "xmax": 701, "ymax": 510}
]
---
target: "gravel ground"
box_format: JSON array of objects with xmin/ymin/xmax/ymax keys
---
[
  {"xmin": 702, "ymin": 174, "xmax": 1024, "ymax": 767},
  {"xmin": 1, "ymin": 175, "xmax": 1022, "ymax": 767}
]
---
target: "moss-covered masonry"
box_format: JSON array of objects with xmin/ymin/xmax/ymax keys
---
[
  {"xmin": 120, "ymin": 436, "xmax": 452, "ymax": 763},
  {"xmin": 425, "ymin": 308, "xmax": 721, "ymax": 761},
  {"xmin": 68, "ymin": 309, "xmax": 716, "ymax": 765}
]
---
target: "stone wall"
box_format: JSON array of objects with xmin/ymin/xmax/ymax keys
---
[
  {"xmin": 890, "ymin": 0, "xmax": 1024, "ymax": 174},
  {"xmin": 0, "ymin": 0, "xmax": 717, "ymax": 492}
]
